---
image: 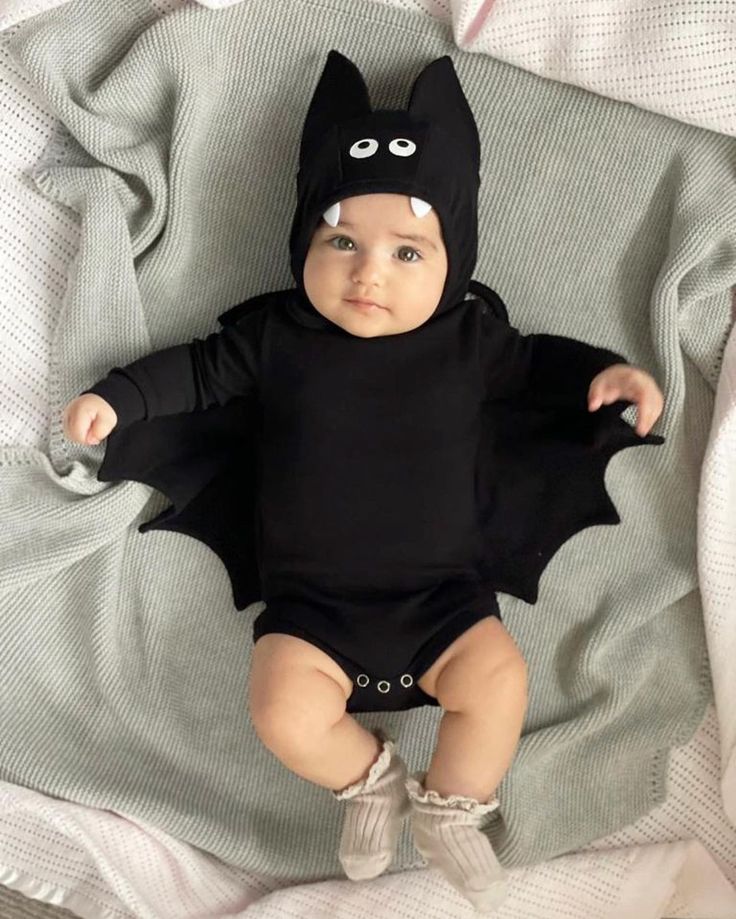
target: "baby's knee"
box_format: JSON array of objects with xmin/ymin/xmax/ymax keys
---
[
  {"xmin": 248, "ymin": 647, "xmax": 347, "ymax": 752},
  {"xmin": 482, "ymin": 638, "xmax": 527, "ymax": 701},
  {"xmin": 249, "ymin": 701, "xmax": 303, "ymax": 757},
  {"xmin": 437, "ymin": 628, "xmax": 527, "ymax": 713}
]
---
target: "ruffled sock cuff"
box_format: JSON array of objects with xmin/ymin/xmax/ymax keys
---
[
  {"xmin": 332, "ymin": 728, "xmax": 395, "ymax": 800},
  {"xmin": 405, "ymin": 770, "xmax": 500, "ymax": 814}
]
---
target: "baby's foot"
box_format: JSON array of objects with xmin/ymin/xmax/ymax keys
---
[{"xmin": 406, "ymin": 771, "xmax": 508, "ymax": 914}]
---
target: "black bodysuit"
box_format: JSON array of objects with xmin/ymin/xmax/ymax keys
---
[{"xmin": 86, "ymin": 288, "xmax": 631, "ymax": 712}]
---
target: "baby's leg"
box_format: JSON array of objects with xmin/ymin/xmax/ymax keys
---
[
  {"xmin": 417, "ymin": 616, "xmax": 528, "ymax": 802},
  {"xmin": 408, "ymin": 616, "xmax": 527, "ymax": 911},
  {"xmin": 248, "ymin": 633, "xmax": 382, "ymax": 791},
  {"xmin": 249, "ymin": 633, "xmax": 409, "ymax": 881}
]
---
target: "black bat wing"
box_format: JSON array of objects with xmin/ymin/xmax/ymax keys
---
[
  {"xmin": 97, "ymin": 393, "xmax": 262, "ymax": 611},
  {"xmin": 467, "ymin": 279, "xmax": 665, "ymax": 604},
  {"xmin": 476, "ymin": 395, "xmax": 664, "ymax": 604}
]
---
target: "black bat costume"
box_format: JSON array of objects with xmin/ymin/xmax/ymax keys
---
[{"xmin": 84, "ymin": 51, "xmax": 664, "ymax": 713}]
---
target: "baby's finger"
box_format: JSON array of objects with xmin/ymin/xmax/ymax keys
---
[
  {"xmin": 87, "ymin": 425, "xmax": 103, "ymax": 445},
  {"xmin": 635, "ymin": 394, "xmax": 663, "ymax": 436},
  {"xmin": 72, "ymin": 415, "xmax": 91, "ymax": 443},
  {"xmin": 635, "ymin": 409, "xmax": 651, "ymax": 436},
  {"xmin": 86, "ymin": 412, "xmax": 107, "ymax": 445},
  {"xmin": 588, "ymin": 385, "xmax": 620, "ymax": 411}
]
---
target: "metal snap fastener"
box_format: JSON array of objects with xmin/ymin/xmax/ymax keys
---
[
  {"xmin": 400, "ymin": 674, "xmax": 414, "ymax": 688},
  {"xmin": 357, "ymin": 674, "xmax": 370, "ymax": 687},
  {"xmin": 377, "ymin": 680, "xmax": 391, "ymax": 693}
]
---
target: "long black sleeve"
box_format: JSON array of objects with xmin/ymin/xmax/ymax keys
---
[
  {"xmin": 479, "ymin": 312, "xmax": 627, "ymax": 410},
  {"xmin": 83, "ymin": 313, "xmax": 263, "ymax": 430}
]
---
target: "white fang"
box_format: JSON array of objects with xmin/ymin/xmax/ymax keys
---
[
  {"xmin": 410, "ymin": 197, "xmax": 432, "ymax": 218},
  {"xmin": 322, "ymin": 202, "xmax": 341, "ymax": 226}
]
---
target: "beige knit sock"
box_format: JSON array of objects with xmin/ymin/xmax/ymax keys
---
[
  {"xmin": 405, "ymin": 771, "xmax": 508, "ymax": 914},
  {"xmin": 332, "ymin": 728, "xmax": 410, "ymax": 881}
]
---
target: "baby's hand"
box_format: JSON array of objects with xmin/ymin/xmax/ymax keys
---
[
  {"xmin": 588, "ymin": 364, "xmax": 664, "ymax": 437},
  {"xmin": 62, "ymin": 394, "xmax": 118, "ymax": 445}
]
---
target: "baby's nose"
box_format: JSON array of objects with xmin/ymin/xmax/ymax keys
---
[{"xmin": 351, "ymin": 253, "xmax": 383, "ymax": 284}]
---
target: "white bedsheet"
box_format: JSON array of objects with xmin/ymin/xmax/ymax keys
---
[{"xmin": 1, "ymin": 1, "xmax": 735, "ymax": 916}]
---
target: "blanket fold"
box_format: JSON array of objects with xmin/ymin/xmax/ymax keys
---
[{"xmin": 2, "ymin": 0, "xmax": 734, "ymax": 877}]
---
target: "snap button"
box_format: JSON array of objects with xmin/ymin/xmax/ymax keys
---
[
  {"xmin": 356, "ymin": 674, "xmax": 370, "ymax": 687},
  {"xmin": 377, "ymin": 680, "xmax": 391, "ymax": 693},
  {"xmin": 400, "ymin": 674, "xmax": 414, "ymax": 688}
]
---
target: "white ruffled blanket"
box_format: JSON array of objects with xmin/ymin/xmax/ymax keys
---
[{"xmin": 1, "ymin": 1, "xmax": 734, "ymax": 917}]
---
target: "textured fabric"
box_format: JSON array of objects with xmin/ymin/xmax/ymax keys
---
[
  {"xmin": 5, "ymin": 0, "xmax": 736, "ymax": 139},
  {"xmin": 405, "ymin": 770, "xmax": 506, "ymax": 913},
  {"xmin": 699, "ymin": 296, "xmax": 736, "ymax": 829},
  {"xmin": 1, "ymin": 4, "xmax": 735, "ymax": 917},
  {"xmin": 2, "ymin": 764, "xmax": 736, "ymax": 919},
  {"xmin": 1, "ymin": 0, "xmax": 733, "ymax": 882},
  {"xmin": 333, "ymin": 727, "xmax": 411, "ymax": 880},
  {"xmin": 0, "ymin": 0, "xmax": 70, "ymax": 31}
]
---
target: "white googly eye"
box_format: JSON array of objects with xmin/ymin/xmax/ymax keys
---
[
  {"xmin": 388, "ymin": 138, "xmax": 416, "ymax": 157},
  {"xmin": 349, "ymin": 138, "xmax": 379, "ymax": 159}
]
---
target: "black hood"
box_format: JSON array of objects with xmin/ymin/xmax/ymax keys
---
[{"xmin": 289, "ymin": 50, "xmax": 481, "ymax": 327}]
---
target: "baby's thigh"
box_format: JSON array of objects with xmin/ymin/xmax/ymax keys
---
[{"xmin": 248, "ymin": 633, "xmax": 353, "ymax": 743}]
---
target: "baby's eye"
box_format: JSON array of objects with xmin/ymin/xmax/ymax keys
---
[
  {"xmin": 397, "ymin": 246, "xmax": 422, "ymax": 263},
  {"xmin": 330, "ymin": 236, "xmax": 355, "ymax": 251}
]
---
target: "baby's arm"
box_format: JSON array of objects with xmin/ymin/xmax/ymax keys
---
[{"xmin": 63, "ymin": 310, "xmax": 265, "ymax": 445}]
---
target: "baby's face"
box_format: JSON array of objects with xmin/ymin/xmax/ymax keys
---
[{"xmin": 303, "ymin": 193, "xmax": 448, "ymax": 337}]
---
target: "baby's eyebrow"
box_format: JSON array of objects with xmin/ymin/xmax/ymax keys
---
[
  {"xmin": 329, "ymin": 219, "xmax": 439, "ymax": 253},
  {"xmin": 391, "ymin": 232, "xmax": 438, "ymax": 252}
]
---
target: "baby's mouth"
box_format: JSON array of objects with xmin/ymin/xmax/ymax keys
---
[{"xmin": 345, "ymin": 298, "xmax": 385, "ymax": 310}]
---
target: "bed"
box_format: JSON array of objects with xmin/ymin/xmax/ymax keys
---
[{"xmin": 1, "ymin": 1, "xmax": 735, "ymax": 916}]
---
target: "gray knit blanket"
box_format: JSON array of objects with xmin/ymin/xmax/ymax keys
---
[{"xmin": 2, "ymin": 0, "xmax": 734, "ymax": 877}]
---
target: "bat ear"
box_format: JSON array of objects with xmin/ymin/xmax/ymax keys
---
[
  {"xmin": 407, "ymin": 56, "xmax": 480, "ymax": 172},
  {"xmin": 298, "ymin": 50, "xmax": 373, "ymax": 166}
]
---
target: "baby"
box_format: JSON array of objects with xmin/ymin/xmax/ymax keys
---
[{"xmin": 62, "ymin": 52, "xmax": 664, "ymax": 913}]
